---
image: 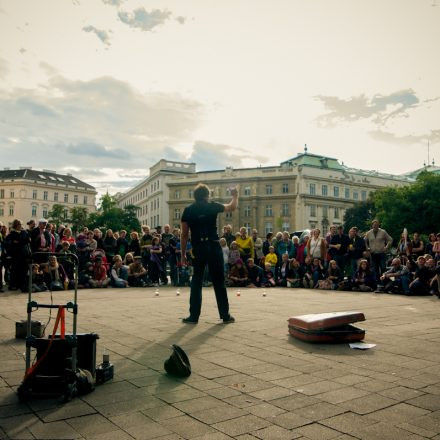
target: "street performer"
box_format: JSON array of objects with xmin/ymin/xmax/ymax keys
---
[{"xmin": 180, "ymin": 183, "xmax": 238, "ymax": 324}]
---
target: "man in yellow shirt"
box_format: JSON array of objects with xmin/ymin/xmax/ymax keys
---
[{"xmin": 236, "ymin": 227, "xmax": 254, "ymax": 264}]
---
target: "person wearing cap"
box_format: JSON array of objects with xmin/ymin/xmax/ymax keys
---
[
  {"xmin": 180, "ymin": 183, "xmax": 238, "ymax": 324},
  {"xmin": 26, "ymin": 219, "xmax": 36, "ymax": 234},
  {"xmin": 30, "ymin": 219, "xmax": 52, "ymax": 263}
]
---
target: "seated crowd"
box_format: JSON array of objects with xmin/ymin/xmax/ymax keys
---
[{"xmin": 0, "ymin": 218, "xmax": 439, "ymax": 297}]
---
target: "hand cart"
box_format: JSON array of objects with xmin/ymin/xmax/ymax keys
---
[{"xmin": 17, "ymin": 252, "xmax": 92, "ymax": 402}]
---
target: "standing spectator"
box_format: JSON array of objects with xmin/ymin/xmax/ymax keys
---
[
  {"xmin": 0, "ymin": 223, "xmax": 6, "ymax": 292},
  {"xmin": 221, "ymin": 224, "xmax": 235, "ymax": 248},
  {"xmin": 347, "ymin": 227, "xmax": 366, "ymax": 275},
  {"xmin": 411, "ymin": 232, "xmax": 425, "ymax": 258},
  {"xmin": 252, "ymin": 229, "xmax": 264, "ymax": 262},
  {"xmin": 169, "ymin": 228, "xmax": 181, "ymax": 286},
  {"xmin": 426, "ymin": 233, "xmax": 437, "ymax": 257},
  {"xmin": 4, "ymin": 219, "xmax": 30, "ymax": 291},
  {"xmin": 236, "ymin": 227, "xmax": 254, "ymax": 263},
  {"xmin": 220, "ymin": 238, "xmax": 229, "ymax": 277},
  {"xmin": 103, "ymin": 229, "xmax": 117, "ymax": 262},
  {"xmin": 364, "ymin": 220, "xmax": 393, "ymax": 280},
  {"xmin": 277, "ymin": 231, "xmax": 295, "ymax": 259},
  {"xmin": 296, "ymin": 235, "xmax": 309, "ymax": 266},
  {"xmin": 161, "ymin": 224, "xmax": 173, "ymax": 281},
  {"xmin": 149, "ymin": 236, "xmax": 163, "ymax": 286},
  {"xmin": 93, "ymin": 228, "xmax": 104, "ymax": 250},
  {"xmin": 30, "ymin": 219, "xmax": 52, "ymax": 263},
  {"xmin": 128, "ymin": 231, "xmax": 141, "ymax": 256},
  {"xmin": 116, "ymin": 230, "xmax": 129, "ymax": 259},
  {"xmin": 306, "ymin": 228, "xmax": 326, "ymax": 262},
  {"xmin": 397, "ymin": 232, "xmax": 412, "ymax": 264},
  {"xmin": 262, "ymin": 232, "xmax": 273, "ymax": 256},
  {"xmin": 140, "ymin": 225, "xmax": 153, "ymax": 270},
  {"xmin": 291, "ymin": 236, "xmax": 299, "ymax": 259},
  {"xmin": 330, "ymin": 226, "xmax": 350, "ymax": 272},
  {"xmin": 26, "ymin": 219, "xmax": 36, "ymax": 235},
  {"xmin": 433, "ymin": 233, "xmax": 440, "ymax": 260}
]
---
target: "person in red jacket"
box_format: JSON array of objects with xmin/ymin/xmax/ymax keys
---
[{"xmin": 89, "ymin": 257, "xmax": 110, "ymax": 288}]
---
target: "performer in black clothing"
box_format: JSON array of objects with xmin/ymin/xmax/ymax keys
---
[{"xmin": 180, "ymin": 183, "xmax": 238, "ymax": 323}]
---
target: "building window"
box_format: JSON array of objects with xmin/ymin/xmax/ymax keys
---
[
  {"xmin": 32, "ymin": 190, "xmax": 37, "ymax": 199},
  {"xmin": 0, "ymin": 207, "xmax": 3, "ymax": 216},
  {"xmin": 282, "ymin": 183, "xmax": 289, "ymax": 194},
  {"xmin": 0, "ymin": 189, "xmax": 4, "ymax": 198},
  {"xmin": 334, "ymin": 207, "xmax": 340, "ymax": 219},
  {"xmin": 31, "ymin": 206, "xmax": 37, "ymax": 216},
  {"xmin": 225, "ymin": 211, "xmax": 232, "ymax": 219},
  {"xmin": 244, "ymin": 222, "xmax": 251, "ymax": 234},
  {"xmin": 10, "ymin": 191, "xmax": 14, "ymax": 198},
  {"xmin": 322, "ymin": 205, "xmax": 328, "ymax": 218},
  {"xmin": 333, "ymin": 186, "xmax": 339, "ymax": 197},
  {"xmin": 225, "ymin": 187, "xmax": 231, "ymax": 196},
  {"xmin": 64, "ymin": 193, "xmax": 68, "ymax": 203},
  {"xmin": 74, "ymin": 195, "xmax": 78, "ymax": 204},
  {"xmin": 345, "ymin": 188, "xmax": 350, "ymax": 199},
  {"xmin": 43, "ymin": 209, "xmax": 48, "ymax": 218},
  {"xmin": 322, "ymin": 185, "xmax": 328, "ymax": 196},
  {"xmin": 174, "ymin": 208, "xmax": 181, "ymax": 220},
  {"xmin": 265, "ymin": 205, "xmax": 272, "ymax": 216},
  {"xmin": 353, "ymin": 192, "xmax": 359, "ymax": 200},
  {"xmin": 157, "ymin": 198, "xmax": 159, "ymax": 209},
  {"xmin": 84, "ymin": 196, "xmax": 88, "ymax": 205},
  {"xmin": 188, "ymin": 189, "xmax": 193, "ymax": 199},
  {"xmin": 309, "ymin": 183, "xmax": 316, "ymax": 195},
  {"xmin": 281, "ymin": 203, "xmax": 289, "ymax": 216},
  {"xmin": 265, "ymin": 184, "xmax": 272, "ymax": 195},
  {"xmin": 43, "ymin": 191, "xmax": 48, "ymax": 201},
  {"xmin": 244, "ymin": 206, "xmax": 251, "ymax": 217},
  {"xmin": 282, "ymin": 222, "xmax": 290, "ymax": 231},
  {"xmin": 244, "ymin": 187, "xmax": 251, "ymax": 196},
  {"xmin": 361, "ymin": 190, "xmax": 367, "ymax": 201},
  {"xmin": 310, "ymin": 205, "xmax": 316, "ymax": 217},
  {"xmin": 9, "ymin": 205, "xmax": 14, "ymax": 216},
  {"xmin": 54, "ymin": 192, "xmax": 58, "ymax": 201},
  {"xmin": 175, "ymin": 190, "xmax": 180, "ymax": 199},
  {"xmin": 264, "ymin": 222, "xmax": 273, "ymax": 235}
]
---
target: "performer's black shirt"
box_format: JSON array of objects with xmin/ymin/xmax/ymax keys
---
[{"xmin": 181, "ymin": 201, "xmax": 224, "ymax": 245}]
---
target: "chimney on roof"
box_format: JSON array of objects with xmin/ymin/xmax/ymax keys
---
[{"xmin": 3, "ymin": 167, "xmax": 10, "ymax": 170}]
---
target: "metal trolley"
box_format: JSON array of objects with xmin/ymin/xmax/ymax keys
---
[{"xmin": 17, "ymin": 252, "xmax": 86, "ymax": 402}]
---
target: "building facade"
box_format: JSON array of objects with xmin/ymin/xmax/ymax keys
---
[
  {"xmin": 116, "ymin": 160, "xmax": 196, "ymax": 228},
  {"xmin": 166, "ymin": 151, "xmax": 413, "ymax": 234},
  {"xmin": 0, "ymin": 168, "xmax": 97, "ymax": 226}
]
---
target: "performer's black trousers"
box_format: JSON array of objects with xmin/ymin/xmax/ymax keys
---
[{"xmin": 189, "ymin": 241, "xmax": 230, "ymax": 320}]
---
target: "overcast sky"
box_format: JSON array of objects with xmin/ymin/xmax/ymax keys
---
[{"xmin": 1, "ymin": 0, "xmax": 439, "ymax": 198}]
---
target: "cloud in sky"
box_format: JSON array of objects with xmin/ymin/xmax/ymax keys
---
[
  {"xmin": 0, "ymin": 57, "xmax": 8, "ymax": 78},
  {"xmin": 188, "ymin": 140, "xmax": 269, "ymax": 171},
  {"xmin": 315, "ymin": 89, "xmax": 420, "ymax": 127},
  {"xmin": 102, "ymin": 0, "xmax": 124, "ymax": 6},
  {"xmin": 118, "ymin": 7, "xmax": 172, "ymax": 32},
  {"xmin": 369, "ymin": 128, "xmax": 440, "ymax": 146},
  {"xmin": 0, "ymin": 73, "xmax": 202, "ymax": 193},
  {"xmin": 82, "ymin": 25, "xmax": 111, "ymax": 46}
]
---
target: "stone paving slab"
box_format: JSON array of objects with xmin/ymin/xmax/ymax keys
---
[{"xmin": 0, "ymin": 286, "xmax": 439, "ymax": 439}]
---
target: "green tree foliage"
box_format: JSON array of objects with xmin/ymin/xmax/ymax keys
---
[
  {"xmin": 70, "ymin": 207, "xmax": 89, "ymax": 233},
  {"xmin": 122, "ymin": 204, "xmax": 141, "ymax": 232},
  {"xmin": 372, "ymin": 172, "xmax": 440, "ymax": 239},
  {"xmin": 48, "ymin": 204, "xmax": 68, "ymax": 226},
  {"xmin": 343, "ymin": 200, "xmax": 375, "ymax": 233},
  {"xmin": 87, "ymin": 194, "xmax": 140, "ymax": 232}
]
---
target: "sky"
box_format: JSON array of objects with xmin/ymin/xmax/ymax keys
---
[{"xmin": 1, "ymin": 0, "xmax": 439, "ymax": 198}]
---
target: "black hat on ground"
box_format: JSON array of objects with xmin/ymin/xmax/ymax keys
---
[{"xmin": 164, "ymin": 344, "xmax": 191, "ymax": 377}]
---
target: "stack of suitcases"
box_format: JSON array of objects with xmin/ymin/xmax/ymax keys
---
[{"xmin": 288, "ymin": 311, "xmax": 366, "ymax": 343}]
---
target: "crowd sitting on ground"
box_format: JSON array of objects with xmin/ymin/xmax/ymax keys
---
[{"xmin": 0, "ymin": 217, "xmax": 439, "ymax": 297}]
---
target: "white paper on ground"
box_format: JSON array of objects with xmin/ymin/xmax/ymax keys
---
[{"xmin": 349, "ymin": 342, "xmax": 376, "ymax": 350}]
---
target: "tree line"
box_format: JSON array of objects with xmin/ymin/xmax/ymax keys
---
[{"xmin": 343, "ymin": 172, "xmax": 440, "ymax": 239}]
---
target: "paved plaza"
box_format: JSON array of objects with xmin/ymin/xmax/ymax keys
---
[{"xmin": 0, "ymin": 286, "xmax": 440, "ymax": 440}]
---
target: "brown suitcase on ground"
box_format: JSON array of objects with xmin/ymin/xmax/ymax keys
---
[{"xmin": 288, "ymin": 311, "xmax": 366, "ymax": 343}]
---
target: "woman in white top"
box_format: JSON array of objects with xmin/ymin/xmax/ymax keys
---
[{"xmin": 306, "ymin": 228, "xmax": 327, "ymax": 261}]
